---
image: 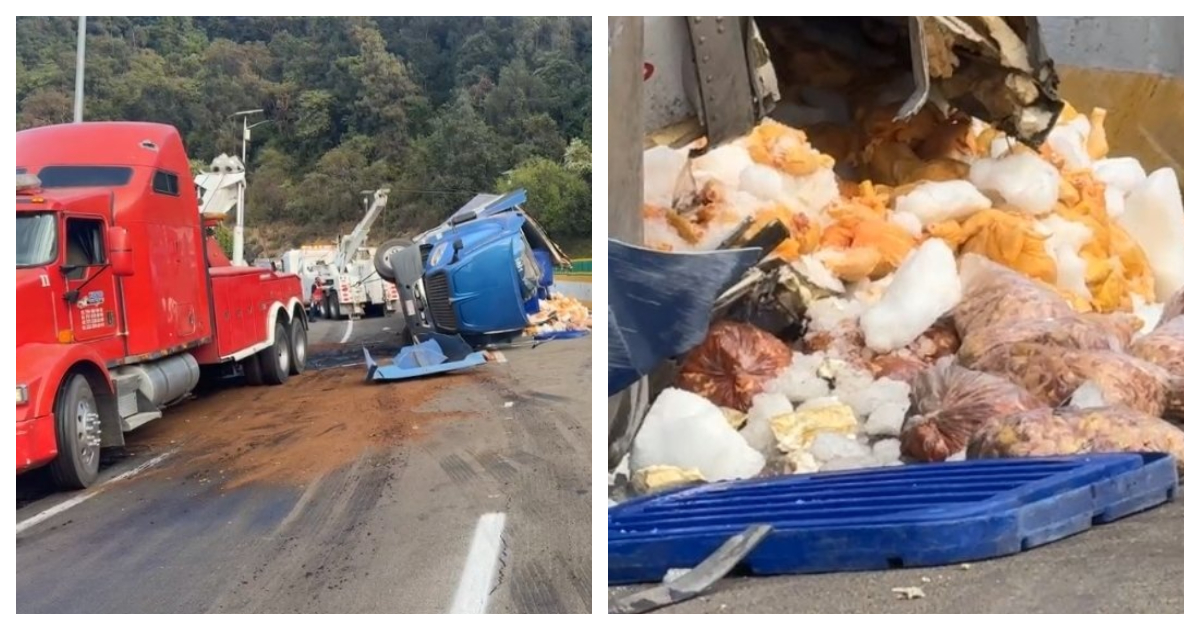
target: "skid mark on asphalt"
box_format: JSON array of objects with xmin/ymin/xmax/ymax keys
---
[
  {"xmin": 510, "ymin": 559, "xmax": 566, "ymax": 613},
  {"xmin": 439, "ymin": 454, "xmax": 478, "ymax": 484},
  {"xmin": 474, "ymin": 451, "xmax": 519, "ymax": 483}
]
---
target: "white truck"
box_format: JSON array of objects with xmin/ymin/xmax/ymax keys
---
[{"xmin": 309, "ymin": 188, "xmax": 400, "ymax": 320}]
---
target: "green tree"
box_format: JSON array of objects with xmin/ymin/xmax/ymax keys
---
[{"xmin": 498, "ymin": 156, "xmax": 590, "ymax": 238}]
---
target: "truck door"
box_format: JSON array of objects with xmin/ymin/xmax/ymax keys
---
[{"xmin": 62, "ymin": 216, "xmax": 120, "ymax": 343}]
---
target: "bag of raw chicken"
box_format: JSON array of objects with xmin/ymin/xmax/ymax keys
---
[
  {"xmin": 972, "ymin": 343, "xmax": 1170, "ymax": 417},
  {"xmin": 956, "ymin": 314, "xmax": 1124, "ymax": 369},
  {"xmin": 967, "ymin": 406, "xmax": 1184, "ymax": 476},
  {"xmin": 1129, "ymin": 316, "xmax": 1184, "ymax": 421},
  {"xmin": 900, "ymin": 359, "xmax": 1044, "ymax": 462},
  {"xmin": 677, "ymin": 320, "xmax": 792, "ymax": 411},
  {"xmin": 952, "ymin": 255, "xmax": 1074, "ymax": 337}
]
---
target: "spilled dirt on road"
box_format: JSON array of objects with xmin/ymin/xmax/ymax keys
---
[{"xmin": 131, "ymin": 366, "xmax": 475, "ymax": 489}]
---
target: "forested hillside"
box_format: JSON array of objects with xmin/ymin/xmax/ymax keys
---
[{"xmin": 16, "ymin": 17, "xmax": 592, "ymax": 256}]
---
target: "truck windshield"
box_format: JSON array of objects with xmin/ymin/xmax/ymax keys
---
[
  {"xmin": 16, "ymin": 213, "xmax": 58, "ymax": 268},
  {"xmin": 513, "ymin": 236, "xmax": 541, "ymax": 301},
  {"xmin": 37, "ymin": 165, "xmax": 133, "ymax": 188}
]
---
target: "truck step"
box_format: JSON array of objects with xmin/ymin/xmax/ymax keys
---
[
  {"xmin": 120, "ymin": 411, "xmax": 163, "ymax": 432},
  {"xmin": 112, "ymin": 373, "xmax": 142, "ymax": 418}
]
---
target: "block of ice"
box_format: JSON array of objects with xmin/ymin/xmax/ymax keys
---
[
  {"xmin": 1093, "ymin": 157, "xmax": 1147, "ymax": 194},
  {"xmin": 1118, "ymin": 168, "xmax": 1185, "ymax": 301},
  {"xmin": 820, "ymin": 455, "xmax": 880, "ymax": 472},
  {"xmin": 810, "ymin": 433, "xmax": 872, "ymax": 462},
  {"xmin": 872, "ymin": 438, "xmax": 902, "ymax": 464},
  {"xmin": 643, "ymin": 146, "xmax": 690, "ymax": 208},
  {"xmin": 630, "ymin": 388, "xmax": 765, "ymax": 481},
  {"xmin": 742, "ymin": 392, "xmax": 793, "ymax": 453},
  {"xmin": 864, "ymin": 401, "xmax": 909, "ymax": 437},
  {"xmin": 894, "ymin": 180, "xmax": 991, "ymax": 225},
  {"xmin": 860, "ymin": 239, "xmax": 962, "ymax": 352},
  {"xmin": 969, "ymin": 153, "xmax": 1059, "ymax": 216}
]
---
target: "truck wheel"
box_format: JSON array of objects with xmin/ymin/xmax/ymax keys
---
[
  {"xmin": 320, "ymin": 295, "xmax": 330, "ymax": 319},
  {"xmin": 48, "ymin": 374, "xmax": 102, "ymax": 489},
  {"xmin": 289, "ymin": 317, "xmax": 307, "ymax": 375},
  {"xmin": 259, "ymin": 319, "xmax": 292, "ymax": 385},
  {"xmin": 332, "ymin": 294, "xmax": 343, "ymax": 320},
  {"xmin": 242, "ymin": 354, "xmax": 263, "ymax": 385},
  {"xmin": 374, "ymin": 238, "xmax": 413, "ymax": 282}
]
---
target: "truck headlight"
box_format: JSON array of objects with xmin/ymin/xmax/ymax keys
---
[{"xmin": 16, "ymin": 384, "xmax": 28, "ymax": 406}]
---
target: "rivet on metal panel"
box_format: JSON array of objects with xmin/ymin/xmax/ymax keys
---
[
  {"xmin": 716, "ymin": 16, "xmax": 724, "ymax": 22},
  {"xmin": 718, "ymin": 26, "xmax": 725, "ymax": 33},
  {"xmin": 693, "ymin": 17, "xmax": 702, "ymax": 24},
  {"xmin": 703, "ymin": 55, "xmax": 710, "ymax": 62},
  {"xmin": 699, "ymin": 36, "xmax": 706, "ymax": 44}
]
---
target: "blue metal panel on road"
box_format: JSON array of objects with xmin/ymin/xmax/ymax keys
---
[{"xmin": 609, "ymin": 454, "xmax": 1178, "ymax": 585}]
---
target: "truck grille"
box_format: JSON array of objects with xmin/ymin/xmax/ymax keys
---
[{"xmin": 425, "ymin": 271, "xmax": 458, "ymax": 332}]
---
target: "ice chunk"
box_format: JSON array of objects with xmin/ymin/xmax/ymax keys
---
[
  {"xmin": 860, "ymin": 239, "xmax": 962, "ymax": 352},
  {"xmin": 739, "ymin": 163, "xmax": 788, "ymax": 203},
  {"xmin": 810, "ymin": 433, "xmax": 871, "ymax": 462},
  {"xmin": 805, "ymin": 297, "xmax": 864, "ymax": 332},
  {"xmin": 1132, "ymin": 296, "xmax": 1164, "ymax": 337},
  {"xmin": 772, "ymin": 398, "xmax": 857, "ymax": 453},
  {"xmin": 785, "ymin": 450, "xmax": 821, "ymax": 475},
  {"xmin": 795, "ymin": 255, "xmax": 846, "ymax": 293},
  {"xmin": 947, "ymin": 450, "xmax": 967, "ymax": 462},
  {"xmin": 1104, "ymin": 187, "xmax": 1125, "ymax": 218},
  {"xmin": 1038, "ymin": 215, "xmax": 1094, "ymax": 298},
  {"xmin": 743, "ymin": 392, "xmax": 793, "ymax": 453},
  {"xmin": 1093, "ymin": 157, "xmax": 1147, "ymax": 194},
  {"xmin": 820, "ymin": 455, "xmax": 879, "ymax": 472},
  {"xmin": 787, "ymin": 168, "xmax": 840, "ymax": 217},
  {"xmin": 1069, "ymin": 381, "xmax": 1109, "ymax": 409},
  {"xmin": 864, "ymin": 401, "xmax": 909, "ymax": 437},
  {"xmin": 890, "ymin": 211, "xmax": 924, "ymax": 238},
  {"xmin": 872, "ymin": 438, "xmax": 902, "ymax": 464},
  {"xmin": 969, "ymin": 153, "xmax": 1059, "ymax": 216},
  {"xmin": 630, "ymin": 388, "xmax": 765, "ymax": 481},
  {"xmin": 1046, "ymin": 119, "xmax": 1092, "ymax": 170},
  {"xmin": 838, "ymin": 377, "xmax": 910, "ymax": 420},
  {"xmin": 691, "ymin": 143, "xmax": 753, "ymax": 189},
  {"xmin": 893, "ymin": 180, "xmax": 992, "ymax": 225},
  {"xmin": 764, "ymin": 353, "xmax": 830, "ymax": 404},
  {"xmin": 643, "ymin": 146, "xmax": 691, "ymax": 208},
  {"xmin": 1119, "ymin": 168, "xmax": 1185, "ymax": 300}
]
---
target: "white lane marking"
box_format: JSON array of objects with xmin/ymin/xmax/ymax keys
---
[
  {"xmin": 16, "ymin": 450, "xmax": 177, "ymax": 536},
  {"xmin": 449, "ymin": 512, "xmax": 507, "ymax": 614},
  {"xmin": 340, "ymin": 318, "xmax": 354, "ymax": 344}
]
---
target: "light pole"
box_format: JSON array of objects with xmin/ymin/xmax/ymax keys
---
[
  {"xmin": 228, "ymin": 109, "xmax": 271, "ymax": 266},
  {"xmin": 73, "ymin": 16, "xmax": 86, "ymax": 122}
]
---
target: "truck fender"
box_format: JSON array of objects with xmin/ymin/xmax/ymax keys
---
[
  {"xmin": 228, "ymin": 297, "xmax": 308, "ymax": 361},
  {"xmin": 16, "ymin": 343, "xmax": 122, "ymax": 448}
]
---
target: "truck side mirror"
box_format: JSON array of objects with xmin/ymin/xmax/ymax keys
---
[{"xmin": 109, "ymin": 226, "xmax": 135, "ymax": 277}]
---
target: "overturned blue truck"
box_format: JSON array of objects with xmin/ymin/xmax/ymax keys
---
[{"xmin": 366, "ymin": 189, "xmax": 572, "ymax": 380}]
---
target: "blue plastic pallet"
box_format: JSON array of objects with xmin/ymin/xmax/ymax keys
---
[{"xmin": 609, "ymin": 453, "xmax": 1178, "ymax": 585}]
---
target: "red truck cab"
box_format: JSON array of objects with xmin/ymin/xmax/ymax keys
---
[{"xmin": 16, "ymin": 122, "xmax": 307, "ymax": 489}]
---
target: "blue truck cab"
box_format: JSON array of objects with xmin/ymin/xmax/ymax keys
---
[{"xmin": 374, "ymin": 189, "xmax": 570, "ymax": 347}]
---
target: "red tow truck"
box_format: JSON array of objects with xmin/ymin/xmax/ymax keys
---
[{"xmin": 16, "ymin": 122, "xmax": 308, "ymax": 489}]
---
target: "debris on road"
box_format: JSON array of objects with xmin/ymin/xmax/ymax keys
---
[
  {"xmin": 364, "ymin": 334, "xmax": 488, "ymax": 382},
  {"xmin": 892, "ymin": 587, "xmax": 926, "ymax": 600},
  {"xmin": 614, "ymin": 98, "xmax": 1186, "ymax": 492}
]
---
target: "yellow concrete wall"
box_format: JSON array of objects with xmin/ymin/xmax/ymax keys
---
[{"xmin": 1056, "ymin": 66, "xmax": 1184, "ymax": 180}]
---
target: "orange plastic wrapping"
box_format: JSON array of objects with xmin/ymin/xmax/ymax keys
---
[
  {"xmin": 678, "ymin": 321, "xmax": 793, "ymax": 412},
  {"xmin": 901, "ymin": 361, "xmax": 1044, "ymax": 462},
  {"xmin": 972, "ymin": 343, "xmax": 1169, "ymax": 417},
  {"xmin": 967, "ymin": 406, "xmax": 1184, "ymax": 475}
]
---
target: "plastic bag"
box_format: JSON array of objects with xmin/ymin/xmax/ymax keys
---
[
  {"xmin": 973, "ymin": 343, "xmax": 1169, "ymax": 417},
  {"xmin": 1129, "ymin": 316, "xmax": 1184, "ymax": 420},
  {"xmin": 953, "ymin": 255, "xmax": 1074, "ymax": 337},
  {"xmin": 957, "ymin": 314, "xmax": 1122, "ymax": 369},
  {"xmin": 678, "ymin": 321, "xmax": 793, "ymax": 411},
  {"xmin": 967, "ymin": 406, "xmax": 1184, "ymax": 475},
  {"xmin": 1161, "ymin": 289, "xmax": 1184, "ymax": 323},
  {"xmin": 900, "ymin": 360, "xmax": 1043, "ymax": 462}
]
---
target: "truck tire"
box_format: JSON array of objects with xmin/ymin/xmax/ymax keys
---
[
  {"xmin": 331, "ymin": 293, "xmax": 343, "ymax": 320},
  {"xmin": 289, "ymin": 317, "xmax": 307, "ymax": 375},
  {"xmin": 48, "ymin": 374, "xmax": 102, "ymax": 489},
  {"xmin": 320, "ymin": 295, "xmax": 331, "ymax": 319},
  {"xmin": 259, "ymin": 319, "xmax": 292, "ymax": 385},
  {"xmin": 374, "ymin": 238, "xmax": 413, "ymax": 283},
  {"xmin": 242, "ymin": 354, "xmax": 263, "ymax": 386}
]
